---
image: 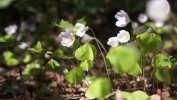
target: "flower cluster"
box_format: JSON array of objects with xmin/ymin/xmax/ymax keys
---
[
  {"xmin": 58, "ymin": 22, "xmax": 92, "ymax": 47},
  {"xmin": 107, "ymin": 10, "xmax": 130, "ymax": 47}
]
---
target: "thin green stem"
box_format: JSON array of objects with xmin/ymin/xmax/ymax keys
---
[
  {"xmin": 89, "ymin": 28, "xmax": 110, "ymax": 78},
  {"xmin": 93, "ymin": 38, "xmax": 107, "ymax": 53}
]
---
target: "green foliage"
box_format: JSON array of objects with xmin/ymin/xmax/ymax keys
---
[
  {"xmin": 77, "ymin": 17, "xmax": 86, "ymax": 25},
  {"xmin": 85, "ymin": 78, "xmax": 112, "ymax": 99},
  {"xmin": 151, "ymin": 54, "xmax": 173, "ymax": 84},
  {"xmin": 155, "ymin": 67, "xmax": 173, "ymax": 84},
  {"xmin": 53, "ymin": 19, "xmax": 74, "ymax": 30},
  {"xmin": 80, "ymin": 60, "xmax": 93, "ymax": 71},
  {"xmin": 3, "ymin": 51, "xmax": 19, "ymax": 66},
  {"xmin": 136, "ymin": 32, "xmax": 161, "ymax": 53},
  {"xmin": 22, "ymin": 62, "xmax": 41, "ymax": 81},
  {"xmin": 121, "ymin": 91, "xmax": 150, "ymax": 100},
  {"xmin": 23, "ymin": 54, "xmax": 32, "ymax": 63},
  {"xmin": 28, "ymin": 41, "xmax": 43, "ymax": 54},
  {"xmin": 75, "ymin": 43, "xmax": 97, "ymax": 61},
  {"xmin": 48, "ymin": 81, "xmax": 57, "ymax": 88},
  {"xmin": 152, "ymin": 54, "xmax": 171, "ymax": 68},
  {"xmin": 106, "ymin": 46, "xmax": 141, "ymax": 76},
  {"xmin": 0, "ymin": 0, "xmax": 14, "ymax": 9},
  {"xmin": 46, "ymin": 59, "xmax": 62, "ymax": 73},
  {"xmin": 65, "ymin": 67, "xmax": 84, "ymax": 84}
]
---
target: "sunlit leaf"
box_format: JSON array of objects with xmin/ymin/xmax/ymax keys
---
[
  {"xmin": 155, "ymin": 67, "xmax": 173, "ymax": 84},
  {"xmin": 28, "ymin": 41, "xmax": 43, "ymax": 54},
  {"xmin": 53, "ymin": 19, "xmax": 74, "ymax": 30},
  {"xmin": 106, "ymin": 46, "xmax": 141, "ymax": 76},
  {"xmin": 80, "ymin": 60, "xmax": 93, "ymax": 71},
  {"xmin": 151, "ymin": 54, "xmax": 171, "ymax": 68},
  {"xmin": 136, "ymin": 32, "xmax": 161, "ymax": 53},
  {"xmin": 76, "ymin": 17, "xmax": 86, "ymax": 25},
  {"xmin": 86, "ymin": 78, "xmax": 112, "ymax": 99},
  {"xmin": 0, "ymin": 0, "xmax": 14, "ymax": 9},
  {"xmin": 46, "ymin": 59, "xmax": 62, "ymax": 73},
  {"xmin": 65, "ymin": 67, "xmax": 84, "ymax": 84},
  {"xmin": 75, "ymin": 43, "xmax": 97, "ymax": 61},
  {"xmin": 23, "ymin": 54, "xmax": 32, "ymax": 63}
]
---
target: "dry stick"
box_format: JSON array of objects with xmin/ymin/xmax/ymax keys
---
[{"xmin": 89, "ymin": 28, "xmax": 110, "ymax": 78}]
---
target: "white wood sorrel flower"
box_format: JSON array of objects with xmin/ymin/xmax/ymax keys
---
[
  {"xmin": 107, "ymin": 30, "xmax": 130, "ymax": 47},
  {"xmin": 4, "ymin": 24, "xmax": 18, "ymax": 34},
  {"xmin": 74, "ymin": 23, "xmax": 86, "ymax": 37},
  {"xmin": 115, "ymin": 10, "xmax": 130, "ymax": 27},
  {"xmin": 107, "ymin": 37, "xmax": 119, "ymax": 47},
  {"xmin": 59, "ymin": 28, "xmax": 75, "ymax": 47},
  {"xmin": 117, "ymin": 30, "xmax": 130, "ymax": 43}
]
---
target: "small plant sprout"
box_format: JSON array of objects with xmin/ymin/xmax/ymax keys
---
[
  {"xmin": 74, "ymin": 23, "xmax": 87, "ymax": 37},
  {"xmin": 115, "ymin": 10, "xmax": 130, "ymax": 27},
  {"xmin": 4, "ymin": 24, "xmax": 18, "ymax": 34},
  {"xmin": 81, "ymin": 33, "xmax": 93, "ymax": 43},
  {"xmin": 59, "ymin": 28, "xmax": 75, "ymax": 47},
  {"xmin": 107, "ymin": 37, "xmax": 119, "ymax": 47},
  {"xmin": 117, "ymin": 30, "xmax": 130, "ymax": 43}
]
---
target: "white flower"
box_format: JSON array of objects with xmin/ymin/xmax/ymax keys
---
[
  {"xmin": 117, "ymin": 30, "xmax": 130, "ymax": 43},
  {"xmin": 74, "ymin": 23, "xmax": 86, "ymax": 37},
  {"xmin": 138, "ymin": 13, "xmax": 148, "ymax": 23},
  {"xmin": 146, "ymin": 0, "xmax": 170, "ymax": 25},
  {"xmin": 4, "ymin": 24, "xmax": 18, "ymax": 34},
  {"xmin": 107, "ymin": 37, "xmax": 119, "ymax": 47},
  {"xmin": 81, "ymin": 34, "xmax": 92, "ymax": 43},
  {"xmin": 59, "ymin": 28, "xmax": 75, "ymax": 47},
  {"xmin": 18, "ymin": 42, "xmax": 28, "ymax": 49},
  {"xmin": 115, "ymin": 10, "xmax": 130, "ymax": 27}
]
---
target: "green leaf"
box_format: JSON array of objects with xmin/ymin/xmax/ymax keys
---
[
  {"xmin": 85, "ymin": 78, "xmax": 112, "ymax": 99},
  {"xmin": 22, "ymin": 62, "xmax": 41, "ymax": 81},
  {"xmin": 28, "ymin": 41, "xmax": 43, "ymax": 54},
  {"xmin": 106, "ymin": 46, "xmax": 141, "ymax": 76},
  {"xmin": 121, "ymin": 91, "xmax": 149, "ymax": 100},
  {"xmin": 23, "ymin": 54, "xmax": 32, "ymax": 63},
  {"xmin": 54, "ymin": 19, "xmax": 74, "ymax": 30},
  {"xmin": 121, "ymin": 91, "xmax": 131, "ymax": 99},
  {"xmin": 75, "ymin": 43, "xmax": 97, "ymax": 61},
  {"xmin": 80, "ymin": 60, "xmax": 93, "ymax": 71},
  {"xmin": 151, "ymin": 54, "xmax": 171, "ymax": 68},
  {"xmin": 155, "ymin": 67, "xmax": 172, "ymax": 84},
  {"xmin": 76, "ymin": 17, "xmax": 86, "ymax": 25},
  {"xmin": 128, "ymin": 63, "xmax": 142, "ymax": 76},
  {"xmin": 46, "ymin": 59, "xmax": 62, "ymax": 73},
  {"xmin": 85, "ymin": 88, "xmax": 95, "ymax": 99},
  {"xmin": 127, "ymin": 91, "xmax": 149, "ymax": 100},
  {"xmin": 136, "ymin": 32, "xmax": 161, "ymax": 53},
  {"xmin": 3, "ymin": 51, "xmax": 19, "ymax": 66},
  {"xmin": 7, "ymin": 58, "xmax": 18, "ymax": 66},
  {"xmin": 48, "ymin": 81, "xmax": 57, "ymax": 88},
  {"xmin": 0, "ymin": 0, "xmax": 14, "ymax": 9},
  {"xmin": 65, "ymin": 67, "xmax": 84, "ymax": 84}
]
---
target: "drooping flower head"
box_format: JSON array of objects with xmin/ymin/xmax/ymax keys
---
[
  {"xmin": 107, "ymin": 37, "xmax": 119, "ymax": 47},
  {"xmin": 59, "ymin": 28, "xmax": 75, "ymax": 47},
  {"xmin": 115, "ymin": 10, "xmax": 130, "ymax": 27},
  {"xmin": 117, "ymin": 30, "xmax": 130, "ymax": 43},
  {"xmin": 4, "ymin": 24, "xmax": 18, "ymax": 34},
  {"xmin": 74, "ymin": 23, "xmax": 87, "ymax": 37},
  {"xmin": 81, "ymin": 34, "xmax": 92, "ymax": 43}
]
